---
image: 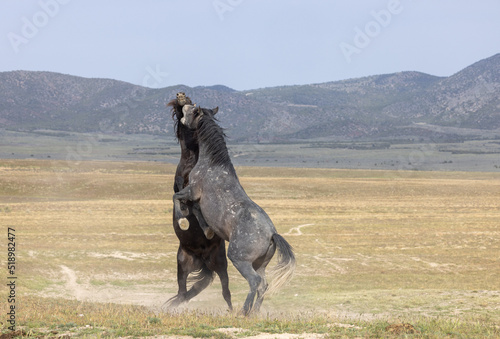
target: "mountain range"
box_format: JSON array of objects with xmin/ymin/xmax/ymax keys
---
[{"xmin": 1, "ymin": 53, "xmax": 499, "ymax": 142}]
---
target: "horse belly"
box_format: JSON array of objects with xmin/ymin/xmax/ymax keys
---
[{"xmin": 199, "ymin": 186, "xmax": 238, "ymax": 241}]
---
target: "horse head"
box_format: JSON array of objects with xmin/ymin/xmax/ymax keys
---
[
  {"xmin": 181, "ymin": 104, "xmax": 219, "ymax": 129},
  {"xmin": 168, "ymin": 92, "xmax": 218, "ymax": 136},
  {"xmin": 166, "ymin": 92, "xmax": 190, "ymax": 121}
]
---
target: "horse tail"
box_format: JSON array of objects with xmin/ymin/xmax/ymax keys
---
[
  {"xmin": 164, "ymin": 264, "xmax": 214, "ymax": 309},
  {"xmin": 266, "ymin": 233, "xmax": 296, "ymax": 296},
  {"xmin": 187, "ymin": 263, "xmax": 215, "ymax": 287}
]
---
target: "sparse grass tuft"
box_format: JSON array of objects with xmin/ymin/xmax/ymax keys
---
[{"xmin": 1, "ymin": 295, "xmax": 499, "ymax": 338}]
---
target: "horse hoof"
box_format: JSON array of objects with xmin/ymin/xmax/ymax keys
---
[
  {"xmin": 237, "ymin": 308, "xmax": 250, "ymax": 317},
  {"xmin": 205, "ymin": 229, "xmax": 215, "ymax": 240},
  {"xmin": 178, "ymin": 218, "xmax": 190, "ymax": 230}
]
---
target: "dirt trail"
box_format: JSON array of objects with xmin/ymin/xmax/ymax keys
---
[
  {"xmin": 60, "ymin": 265, "xmax": 86, "ymax": 300},
  {"xmin": 284, "ymin": 223, "xmax": 315, "ymax": 235},
  {"xmin": 57, "ymin": 265, "xmax": 172, "ymax": 309}
]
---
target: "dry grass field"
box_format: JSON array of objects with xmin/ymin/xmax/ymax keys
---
[{"xmin": 1, "ymin": 159, "xmax": 499, "ymax": 338}]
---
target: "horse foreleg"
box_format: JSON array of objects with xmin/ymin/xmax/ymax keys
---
[
  {"xmin": 191, "ymin": 203, "xmax": 214, "ymax": 239},
  {"xmin": 173, "ymin": 186, "xmax": 193, "ymax": 230},
  {"xmin": 174, "ymin": 175, "xmax": 184, "ymax": 193}
]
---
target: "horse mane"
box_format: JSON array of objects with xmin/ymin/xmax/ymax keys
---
[
  {"xmin": 167, "ymin": 99, "xmax": 183, "ymax": 140},
  {"xmin": 197, "ymin": 113, "xmax": 235, "ymax": 174}
]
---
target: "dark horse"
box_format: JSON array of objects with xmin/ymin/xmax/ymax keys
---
[
  {"xmin": 164, "ymin": 93, "xmax": 232, "ymax": 310},
  {"xmin": 173, "ymin": 104, "xmax": 296, "ymax": 315}
]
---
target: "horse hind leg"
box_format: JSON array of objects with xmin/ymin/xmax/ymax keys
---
[
  {"xmin": 164, "ymin": 246, "xmax": 214, "ymax": 309},
  {"xmin": 212, "ymin": 243, "xmax": 233, "ymax": 311},
  {"xmin": 164, "ymin": 246, "xmax": 196, "ymax": 308},
  {"xmin": 252, "ymin": 243, "xmax": 276, "ymax": 312},
  {"xmin": 215, "ymin": 265, "xmax": 233, "ymax": 311},
  {"xmin": 229, "ymin": 241, "xmax": 271, "ymax": 315},
  {"xmin": 231, "ymin": 259, "xmax": 261, "ymax": 316}
]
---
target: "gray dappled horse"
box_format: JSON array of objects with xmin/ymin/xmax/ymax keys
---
[
  {"xmin": 173, "ymin": 104, "xmax": 296, "ymax": 315},
  {"xmin": 164, "ymin": 93, "xmax": 232, "ymax": 310}
]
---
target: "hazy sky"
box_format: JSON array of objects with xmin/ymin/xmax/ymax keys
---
[{"xmin": 1, "ymin": 0, "xmax": 499, "ymax": 91}]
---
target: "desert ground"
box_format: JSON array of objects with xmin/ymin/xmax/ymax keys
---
[{"xmin": 1, "ymin": 159, "xmax": 499, "ymax": 338}]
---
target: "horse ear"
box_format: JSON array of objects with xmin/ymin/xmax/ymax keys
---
[
  {"xmin": 212, "ymin": 107, "xmax": 219, "ymax": 115},
  {"xmin": 196, "ymin": 106, "xmax": 203, "ymax": 116}
]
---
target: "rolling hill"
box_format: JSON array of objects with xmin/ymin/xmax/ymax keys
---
[{"xmin": 1, "ymin": 53, "xmax": 499, "ymax": 142}]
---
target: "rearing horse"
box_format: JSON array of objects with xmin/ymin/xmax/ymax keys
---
[
  {"xmin": 165, "ymin": 93, "xmax": 232, "ymax": 310},
  {"xmin": 173, "ymin": 104, "xmax": 296, "ymax": 315}
]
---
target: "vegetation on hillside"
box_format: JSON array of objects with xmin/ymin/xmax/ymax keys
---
[{"xmin": 1, "ymin": 54, "xmax": 499, "ymax": 142}]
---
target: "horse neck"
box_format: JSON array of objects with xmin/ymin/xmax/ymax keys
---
[
  {"xmin": 176, "ymin": 126, "xmax": 199, "ymax": 175},
  {"xmin": 178, "ymin": 125, "xmax": 198, "ymax": 153},
  {"xmin": 197, "ymin": 117, "xmax": 235, "ymax": 174}
]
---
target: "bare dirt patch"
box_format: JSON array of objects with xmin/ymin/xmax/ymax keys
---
[{"xmin": 215, "ymin": 328, "xmax": 325, "ymax": 339}]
